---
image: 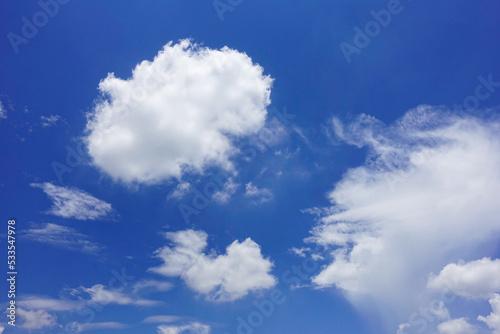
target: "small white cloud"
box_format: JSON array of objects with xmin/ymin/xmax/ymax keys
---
[
  {"xmin": 76, "ymin": 284, "xmax": 158, "ymax": 306},
  {"xmin": 396, "ymin": 323, "xmax": 410, "ymax": 334},
  {"xmin": 17, "ymin": 308, "xmax": 57, "ymax": 330},
  {"xmin": 289, "ymin": 247, "xmax": 311, "ymax": 258},
  {"xmin": 143, "ymin": 315, "xmax": 181, "ymax": 324},
  {"xmin": 478, "ymin": 293, "xmax": 500, "ymax": 333},
  {"xmin": 244, "ymin": 182, "xmax": 273, "ymax": 203},
  {"xmin": 149, "ymin": 229, "xmax": 276, "ymax": 302},
  {"xmin": 31, "ymin": 182, "xmax": 114, "ymax": 220},
  {"xmin": 21, "ymin": 223, "xmax": 104, "ymax": 254},
  {"xmin": 71, "ymin": 322, "xmax": 128, "ymax": 332},
  {"xmin": 428, "ymin": 258, "xmax": 500, "ymax": 299},
  {"xmin": 168, "ymin": 182, "xmax": 191, "ymax": 200},
  {"xmin": 157, "ymin": 322, "xmax": 211, "ymax": 334},
  {"xmin": 40, "ymin": 114, "xmax": 61, "ymax": 127},
  {"xmin": 0, "ymin": 101, "xmax": 6, "ymax": 119},
  {"xmin": 437, "ymin": 318, "xmax": 477, "ymax": 334},
  {"xmin": 212, "ymin": 177, "xmax": 239, "ymax": 204},
  {"xmin": 132, "ymin": 280, "xmax": 174, "ymax": 294},
  {"xmin": 85, "ymin": 39, "xmax": 273, "ymax": 184},
  {"xmin": 18, "ymin": 296, "xmax": 80, "ymax": 312}
]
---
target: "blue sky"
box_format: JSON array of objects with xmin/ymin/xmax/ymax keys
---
[{"xmin": 1, "ymin": 0, "xmax": 500, "ymax": 333}]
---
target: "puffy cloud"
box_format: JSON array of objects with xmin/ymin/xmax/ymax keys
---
[
  {"xmin": 244, "ymin": 182, "xmax": 273, "ymax": 203},
  {"xmin": 478, "ymin": 294, "xmax": 500, "ymax": 333},
  {"xmin": 21, "ymin": 223, "xmax": 104, "ymax": 254},
  {"xmin": 150, "ymin": 229, "xmax": 276, "ymax": 301},
  {"xmin": 85, "ymin": 39, "xmax": 273, "ymax": 184},
  {"xmin": 17, "ymin": 308, "xmax": 57, "ymax": 330},
  {"xmin": 157, "ymin": 322, "xmax": 210, "ymax": 334},
  {"xmin": 437, "ymin": 318, "xmax": 477, "ymax": 334},
  {"xmin": 31, "ymin": 183, "xmax": 114, "ymax": 220},
  {"xmin": 212, "ymin": 177, "xmax": 239, "ymax": 204},
  {"xmin": 300, "ymin": 107, "xmax": 500, "ymax": 327},
  {"xmin": 428, "ymin": 258, "xmax": 500, "ymax": 299}
]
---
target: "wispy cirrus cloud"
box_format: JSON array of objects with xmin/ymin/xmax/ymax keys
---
[
  {"xmin": 72, "ymin": 284, "xmax": 159, "ymax": 307},
  {"xmin": 143, "ymin": 315, "xmax": 181, "ymax": 324},
  {"xmin": 40, "ymin": 114, "xmax": 61, "ymax": 127},
  {"xmin": 157, "ymin": 322, "xmax": 211, "ymax": 334},
  {"xmin": 69, "ymin": 322, "xmax": 129, "ymax": 332},
  {"xmin": 0, "ymin": 101, "xmax": 6, "ymax": 120},
  {"xmin": 31, "ymin": 182, "xmax": 114, "ymax": 220},
  {"xmin": 20, "ymin": 223, "xmax": 104, "ymax": 255}
]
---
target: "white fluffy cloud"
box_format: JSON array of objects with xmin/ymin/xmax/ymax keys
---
[
  {"xmin": 157, "ymin": 322, "xmax": 211, "ymax": 334},
  {"xmin": 478, "ymin": 294, "xmax": 500, "ymax": 333},
  {"xmin": 428, "ymin": 258, "xmax": 500, "ymax": 299},
  {"xmin": 244, "ymin": 182, "xmax": 273, "ymax": 203},
  {"xmin": 212, "ymin": 177, "xmax": 239, "ymax": 204},
  {"xmin": 85, "ymin": 39, "xmax": 273, "ymax": 184},
  {"xmin": 150, "ymin": 229, "xmax": 276, "ymax": 302},
  {"xmin": 301, "ymin": 107, "xmax": 500, "ymax": 328},
  {"xmin": 21, "ymin": 223, "xmax": 104, "ymax": 254},
  {"xmin": 31, "ymin": 183, "xmax": 113, "ymax": 220},
  {"xmin": 437, "ymin": 318, "xmax": 477, "ymax": 334},
  {"xmin": 17, "ymin": 308, "xmax": 57, "ymax": 330}
]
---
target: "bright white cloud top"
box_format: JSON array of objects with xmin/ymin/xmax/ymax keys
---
[
  {"xmin": 149, "ymin": 229, "xmax": 276, "ymax": 302},
  {"xmin": 478, "ymin": 294, "xmax": 500, "ymax": 333},
  {"xmin": 437, "ymin": 318, "xmax": 478, "ymax": 334},
  {"xmin": 301, "ymin": 106, "xmax": 500, "ymax": 329},
  {"xmin": 85, "ymin": 39, "xmax": 273, "ymax": 184},
  {"xmin": 428, "ymin": 258, "xmax": 500, "ymax": 299},
  {"xmin": 31, "ymin": 182, "xmax": 113, "ymax": 220}
]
